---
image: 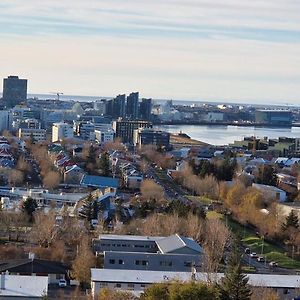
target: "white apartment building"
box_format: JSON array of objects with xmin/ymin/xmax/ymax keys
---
[
  {"xmin": 95, "ymin": 129, "xmax": 115, "ymax": 143},
  {"xmin": 52, "ymin": 122, "xmax": 73, "ymax": 142},
  {"xmin": 18, "ymin": 128, "xmax": 46, "ymax": 142}
]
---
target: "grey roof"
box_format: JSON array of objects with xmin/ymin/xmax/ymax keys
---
[
  {"xmin": 91, "ymin": 268, "xmax": 300, "ymax": 288},
  {"xmin": 156, "ymin": 234, "xmax": 203, "ymax": 254},
  {"xmin": 252, "ymin": 183, "xmax": 286, "ymax": 193}
]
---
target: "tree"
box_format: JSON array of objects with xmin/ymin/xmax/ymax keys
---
[
  {"xmin": 99, "ymin": 288, "xmax": 138, "ymax": 300},
  {"xmin": 281, "ymin": 210, "xmax": 299, "ymax": 231},
  {"xmin": 219, "ymin": 237, "xmax": 252, "ymax": 300},
  {"xmin": 140, "ymin": 179, "xmax": 165, "ymax": 202},
  {"xmin": 43, "ymin": 171, "xmax": 61, "ymax": 189},
  {"xmin": 99, "ymin": 152, "xmax": 110, "ymax": 176},
  {"xmin": 22, "ymin": 197, "xmax": 37, "ymax": 222},
  {"xmin": 203, "ymin": 219, "xmax": 230, "ymax": 274},
  {"xmin": 30, "ymin": 210, "xmax": 60, "ymax": 248},
  {"xmin": 71, "ymin": 237, "xmax": 95, "ymax": 288},
  {"xmin": 8, "ymin": 169, "xmax": 24, "ymax": 186},
  {"xmin": 141, "ymin": 282, "xmax": 219, "ymax": 300},
  {"xmin": 255, "ymin": 165, "xmax": 277, "ymax": 186}
]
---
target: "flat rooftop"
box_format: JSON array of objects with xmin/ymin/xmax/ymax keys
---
[
  {"xmin": 98, "ymin": 234, "xmax": 165, "ymax": 242},
  {"xmin": 91, "ymin": 269, "xmax": 300, "ymax": 288}
]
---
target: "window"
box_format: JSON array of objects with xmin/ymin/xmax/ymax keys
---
[
  {"xmin": 115, "ymin": 283, "xmax": 121, "ymax": 288},
  {"xmin": 109, "ymin": 259, "xmax": 115, "ymax": 264},
  {"xmin": 160, "ymin": 261, "xmax": 172, "ymax": 267},
  {"xmin": 128, "ymin": 283, "xmax": 134, "ymax": 290},
  {"xmin": 184, "ymin": 261, "xmax": 192, "ymax": 267},
  {"xmin": 119, "ymin": 259, "xmax": 124, "ymax": 265},
  {"xmin": 142, "ymin": 260, "xmax": 148, "ymax": 266},
  {"xmin": 100, "ymin": 282, "xmax": 108, "ymax": 287},
  {"xmin": 135, "ymin": 260, "xmax": 140, "ymax": 265},
  {"xmin": 141, "ymin": 284, "xmax": 146, "ymax": 288}
]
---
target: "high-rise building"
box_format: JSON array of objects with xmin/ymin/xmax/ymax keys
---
[
  {"xmin": 139, "ymin": 98, "xmax": 152, "ymax": 121},
  {"xmin": 126, "ymin": 92, "xmax": 139, "ymax": 119},
  {"xmin": 52, "ymin": 122, "xmax": 73, "ymax": 142},
  {"xmin": 112, "ymin": 94, "xmax": 126, "ymax": 118},
  {"xmin": 94, "ymin": 99, "xmax": 107, "ymax": 115},
  {"xmin": 2, "ymin": 76, "xmax": 27, "ymax": 107},
  {"xmin": 112, "ymin": 120, "xmax": 152, "ymax": 143}
]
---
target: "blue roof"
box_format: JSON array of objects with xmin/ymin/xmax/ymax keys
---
[{"xmin": 80, "ymin": 175, "xmax": 119, "ymax": 189}]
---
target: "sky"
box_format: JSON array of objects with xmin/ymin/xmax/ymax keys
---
[{"xmin": 0, "ymin": 0, "xmax": 300, "ymax": 104}]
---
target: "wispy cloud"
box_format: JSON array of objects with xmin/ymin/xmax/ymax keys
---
[{"xmin": 0, "ymin": 0, "xmax": 299, "ymax": 103}]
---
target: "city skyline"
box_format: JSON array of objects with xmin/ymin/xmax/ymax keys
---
[{"xmin": 0, "ymin": 0, "xmax": 300, "ymax": 104}]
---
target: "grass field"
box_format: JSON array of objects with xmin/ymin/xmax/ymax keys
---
[{"xmin": 228, "ymin": 219, "xmax": 300, "ymax": 269}]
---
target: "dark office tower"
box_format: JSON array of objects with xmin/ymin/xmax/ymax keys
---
[
  {"xmin": 126, "ymin": 92, "xmax": 139, "ymax": 120},
  {"xmin": 106, "ymin": 99, "xmax": 114, "ymax": 116},
  {"xmin": 139, "ymin": 98, "xmax": 152, "ymax": 121},
  {"xmin": 113, "ymin": 94, "xmax": 126, "ymax": 118},
  {"xmin": 2, "ymin": 76, "xmax": 27, "ymax": 107}
]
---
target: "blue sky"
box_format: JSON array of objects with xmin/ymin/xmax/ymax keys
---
[{"xmin": 0, "ymin": 0, "xmax": 300, "ymax": 104}]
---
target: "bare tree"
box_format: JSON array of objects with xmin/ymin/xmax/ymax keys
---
[
  {"xmin": 43, "ymin": 171, "xmax": 61, "ymax": 189},
  {"xmin": 29, "ymin": 210, "xmax": 60, "ymax": 247},
  {"xmin": 203, "ymin": 219, "xmax": 231, "ymax": 275},
  {"xmin": 71, "ymin": 236, "xmax": 96, "ymax": 287},
  {"xmin": 8, "ymin": 169, "xmax": 24, "ymax": 186},
  {"xmin": 140, "ymin": 179, "xmax": 165, "ymax": 202}
]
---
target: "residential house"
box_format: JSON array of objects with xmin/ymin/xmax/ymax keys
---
[
  {"xmin": 64, "ymin": 165, "xmax": 85, "ymax": 184},
  {"xmin": 252, "ymin": 183, "xmax": 287, "ymax": 202},
  {"xmin": 0, "ymin": 258, "xmax": 69, "ymax": 284}
]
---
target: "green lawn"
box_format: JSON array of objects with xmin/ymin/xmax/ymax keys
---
[
  {"xmin": 187, "ymin": 195, "xmax": 214, "ymax": 205},
  {"xmin": 228, "ymin": 219, "xmax": 300, "ymax": 269},
  {"xmin": 206, "ymin": 211, "xmax": 223, "ymax": 220}
]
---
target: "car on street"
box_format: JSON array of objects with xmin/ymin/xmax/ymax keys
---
[
  {"xmin": 250, "ymin": 252, "xmax": 258, "ymax": 258},
  {"xmin": 257, "ymin": 256, "xmax": 265, "ymax": 262},
  {"xmin": 269, "ymin": 261, "xmax": 278, "ymax": 267},
  {"xmin": 58, "ymin": 279, "xmax": 67, "ymax": 288},
  {"xmin": 244, "ymin": 248, "xmax": 250, "ymax": 254}
]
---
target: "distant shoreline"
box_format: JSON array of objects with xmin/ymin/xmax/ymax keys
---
[{"xmin": 154, "ymin": 121, "xmax": 294, "ymax": 128}]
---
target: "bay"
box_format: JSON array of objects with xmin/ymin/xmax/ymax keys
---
[{"xmin": 154, "ymin": 125, "xmax": 300, "ymax": 146}]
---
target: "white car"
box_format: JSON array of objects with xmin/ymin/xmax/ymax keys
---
[
  {"xmin": 250, "ymin": 252, "xmax": 258, "ymax": 258},
  {"xmin": 58, "ymin": 279, "xmax": 67, "ymax": 288}
]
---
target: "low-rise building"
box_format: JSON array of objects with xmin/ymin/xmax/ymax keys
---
[
  {"xmin": 133, "ymin": 128, "xmax": 170, "ymax": 149},
  {"xmin": 52, "ymin": 122, "xmax": 73, "ymax": 142},
  {"xmin": 93, "ymin": 234, "xmax": 203, "ymax": 273},
  {"xmin": 91, "ymin": 269, "xmax": 300, "ymax": 299},
  {"xmin": 95, "ymin": 129, "xmax": 115, "ymax": 143},
  {"xmin": 0, "ymin": 273, "xmax": 48, "ymax": 299},
  {"xmin": 18, "ymin": 128, "xmax": 46, "ymax": 142},
  {"xmin": 252, "ymin": 183, "xmax": 287, "ymax": 202}
]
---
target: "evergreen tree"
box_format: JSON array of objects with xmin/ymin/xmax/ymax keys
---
[
  {"xmin": 219, "ymin": 237, "xmax": 252, "ymax": 300},
  {"xmin": 99, "ymin": 152, "xmax": 110, "ymax": 176},
  {"xmin": 281, "ymin": 210, "xmax": 299, "ymax": 231},
  {"xmin": 22, "ymin": 197, "xmax": 37, "ymax": 222}
]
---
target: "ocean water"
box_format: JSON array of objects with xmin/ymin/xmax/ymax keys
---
[{"xmin": 155, "ymin": 124, "xmax": 300, "ymax": 146}]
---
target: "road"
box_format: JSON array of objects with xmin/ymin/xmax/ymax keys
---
[{"xmin": 146, "ymin": 166, "xmax": 190, "ymax": 204}]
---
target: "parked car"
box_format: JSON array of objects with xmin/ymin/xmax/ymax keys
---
[
  {"xmin": 58, "ymin": 279, "xmax": 67, "ymax": 288},
  {"xmin": 244, "ymin": 248, "xmax": 250, "ymax": 254},
  {"xmin": 269, "ymin": 261, "xmax": 278, "ymax": 267},
  {"xmin": 257, "ymin": 256, "xmax": 265, "ymax": 262},
  {"xmin": 250, "ymin": 252, "xmax": 258, "ymax": 258}
]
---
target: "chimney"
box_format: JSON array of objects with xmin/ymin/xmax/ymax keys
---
[{"xmin": 0, "ymin": 273, "xmax": 5, "ymax": 290}]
